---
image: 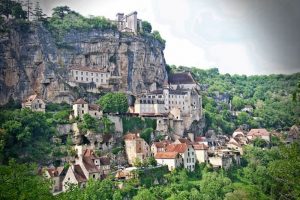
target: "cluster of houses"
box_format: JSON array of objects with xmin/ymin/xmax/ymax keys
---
[
  {"xmin": 120, "ymin": 127, "xmax": 272, "ymax": 173},
  {"xmin": 41, "ymin": 145, "xmax": 111, "ymax": 193}
]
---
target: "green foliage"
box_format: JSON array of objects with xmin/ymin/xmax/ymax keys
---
[
  {"xmin": 98, "ymin": 92, "xmax": 128, "ymax": 114},
  {"xmin": 79, "ymin": 113, "xmax": 100, "ymax": 132},
  {"xmin": 133, "ymin": 189, "xmax": 156, "ymax": 200},
  {"xmin": 46, "ymin": 102, "xmax": 71, "ymax": 112},
  {"xmin": 253, "ymin": 137, "xmax": 268, "ymax": 148},
  {"xmin": 141, "ymin": 21, "xmax": 152, "ymax": 33},
  {"xmin": 171, "ymin": 65, "xmax": 300, "ymax": 133},
  {"xmin": 53, "ymin": 110, "xmax": 70, "ymax": 124},
  {"xmin": 152, "ymin": 30, "xmax": 166, "ymax": 45},
  {"xmin": 47, "ymin": 6, "xmax": 116, "ymax": 41},
  {"xmin": 0, "ymin": 0, "xmax": 26, "ymax": 19},
  {"xmin": 0, "ymin": 160, "xmax": 53, "ymax": 200},
  {"xmin": 122, "ymin": 117, "xmax": 156, "ymax": 134},
  {"xmin": 0, "ymin": 109, "xmax": 54, "ymax": 164},
  {"xmin": 140, "ymin": 128, "xmax": 153, "ymax": 144}
]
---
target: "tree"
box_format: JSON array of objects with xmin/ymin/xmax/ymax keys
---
[
  {"xmin": 32, "ymin": 1, "xmax": 46, "ymax": 21},
  {"xmin": 0, "ymin": 109, "xmax": 54, "ymax": 164},
  {"xmin": 142, "ymin": 21, "xmax": 152, "ymax": 33},
  {"xmin": 232, "ymin": 96, "xmax": 244, "ymax": 110},
  {"xmin": 133, "ymin": 189, "xmax": 156, "ymax": 200},
  {"xmin": 52, "ymin": 6, "xmax": 71, "ymax": 19},
  {"xmin": 140, "ymin": 128, "xmax": 153, "ymax": 144},
  {"xmin": 0, "ymin": 0, "xmax": 26, "ymax": 19},
  {"xmin": 98, "ymin": 92, "xmax": 128, "ymax": 114},
  {"xmin": 0, "ymin": 160, "xmax": 53, "ymax": 200},
  {"xmin": 152, "ymin": 30, "xmax": 166, "ymax": 44}
]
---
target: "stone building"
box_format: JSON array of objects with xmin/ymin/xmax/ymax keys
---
[
  {"xmin": 43, "ymin": 167, "xmax": 67, "ymax": 193},
  {"xmin": 247, "ymin": 128, "xmax": 270, "ymax": 142},
  {"xmin": 70, "ymin": 67, "xmax": 111, "ymax": 88},
  {"xmin": 124, "ymin": 133, "xmax": 151, "ymax": 165},
  {"xmin": 72, "ymin": 98, "xmax": 102, "ymax": 119},
  {"xmin": 151, "ymin": 140, "xmax": 172, "ymax": 156},
  {"xmin": 62, "ymin": 164, "xmax": 87, "ymax": 192},
  {"xmin": 192, "ymin": 143, "xmax": 209, "ymax": 164},
  {"xmin": 165, "ymin": 143, "xmax": 196, "ymax": 171},
  {"xmin": 22, "ymin": 94, "xmax": 46, "ymax": 112},
  {"xmin": 115, "ymin": 11, "xmax": 142, "ymax": 34},
  {"xmin": 155, "ymin": 152, "xmax": 182, "ymax": 171}
]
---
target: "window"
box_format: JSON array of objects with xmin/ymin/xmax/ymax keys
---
[
  {"xmin": 82, "ymin": 110, "xmax": 84, "ymax": 114},
  {"xmin": 76, "ymin": 71, "xmax": 78, "ymax": 75},
  {"xmin": 101, "ymin": 74, "xmax": 103, "ymax": 77},
  {"xmin": 96, "ymin": 79, "xmax": 98, "ymax": 82},
  {"xmin": 81, "ymin": 77, "xmax": 83, "ymax": 81},
  {"xmin": 86, "ymin": 72, "xmax": 88, "ymax": 75},
  {"xmin": 91, "ymin": 73, "xmax": 93, "ymax": 76},
  {"xmin": 82, "ymin": 104, "xmax": 84, "ymax": 108},
  {"xmin": 93, "ymin": 174, "xmax": 96, "ymax": 178},
  {"xmin": 81, "ymin": 72, "xmax": 83, "ymax": 75},
  {"xmin": 192, "ymin": 158, "xmax": 194, "ymax": 163},
  {"xmin": 96, "ymin": 73, "xmax": 98, "ymax": 77},
  {"xmin": 91, "ymin": 78, "xmax": 93, "ymax": 81},
  {"xmin": 76, "ymin": 77, "xmax": 78, "ymax": 80}
]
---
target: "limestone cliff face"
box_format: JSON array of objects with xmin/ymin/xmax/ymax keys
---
[{"xmin": 0, "ymin": 22, "xmax": 167, "ymax": 105}]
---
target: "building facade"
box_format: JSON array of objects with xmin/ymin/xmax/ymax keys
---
[{"xmin": 22, "ymin": 94, "xmax": 46, "ymax": 112}]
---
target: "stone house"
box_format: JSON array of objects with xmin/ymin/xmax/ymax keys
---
[
  {"xmin": 62, "ymin": 164, "xmax": 87, "ymax": 192},
  {"xmin": 165, "ymin": 143, "xmax": 196, "ymax": 171},
  {"xmin": 72, "ymin": 98, "xmax": 102, "ymax": 119},
  {"xmin": 22, "ymin": 94, "xmax": 46, "ymax": 112},
  {"xmin": 192, "ymin": 143, "xmax": 209, "ymax": 164},
  {"xmin": 99, "ymin": 157, "xmax": 111, "ymax": 178},
  {"xmin": 155, "ymin": 152, "xmax": 182, "ymax": 171},
  {"xmin": 43, "ymin": 166, "xmax": 67, "ymax": 193},
  {"xmin": 124, "ymin": 133, "xmax": 151, "ymax": 165},
  {"xmin": 151, "ymin": 140, "xmax": 172, "ymax": 156},
  {"xmin": 115, "ymin": 11, "xmax": 142, "ymax": 34},
  {"xmin": 247, "ymin": 128, "xmax": 270, "ymax": 142},
  {"xmin": 70, "ymin": 67, "xmax": 111, "ymax": 87},
  {"xmin": 75, "ymin": 147, "xmax": 102, "ymax": 180},
  {"xmin": 227, "ymin": 138, "xmax": 244, "ymax": 155}
]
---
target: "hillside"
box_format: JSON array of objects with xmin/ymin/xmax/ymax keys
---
[{"xmin": 168, "ymin": 65, "xmax": 300, "ymax": 133}]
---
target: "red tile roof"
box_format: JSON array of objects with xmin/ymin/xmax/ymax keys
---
[
  {"xmin": 177, "ymin": 138, "xmax": 191, "ymax": 144},
  {"xmin": 153, "ymin": 140, "xmax": 172, "ymax": 148},
  {"xmin": 74, "ymin": 98, "xmax": 87, "ymax": 104},
  {"xmin": 155, "ymin": 152, "xmax": 179, "ymax": 159},
  {"xmin": 195, "ymin": 136, "xmax": 206, "ymax": 142},
  {"xmin": 73, "ymin": 165, "xmax": 87, "ymax": 183},
  {"xmin": 193, "ymin": 143, "xmax": 208, "ymax": 150},
  {"xmin": 166, "ymin": 143, "xmax": 188, "ymax": 153},
  {"xmin": 247, "ymin": 129, "xmax": 269, "ymax": 137}
]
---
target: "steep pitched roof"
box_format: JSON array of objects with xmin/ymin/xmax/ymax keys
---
[
  {"xmin": 166, "ymin": 143, "xmax": 188, "ymax": 153},
  {"xmin": 193, "ymin": 143, "xmax": 208, "ymax": 150},
  {"xmin": 45, "ymin": 166, "xmax": 66, "ymax": 177},
  {"xmin": 247, "ymin": 129, "xmax": 269, "ymax": 137},
  {"xmin": 100, "ymin": 157, "xmax": 110, "ymax": 165},
  {"xmin": 228, "ymin": 138, "xmax": 241, "ymax": 147},
  {"xmin": 73, "ymin": 165, "xmax": 87, "ymax": 183},
  {"xmin": 195, "ymin": 136, "xmax": 206, "ymax": 142},
  {"xmin": 153, "ymin": 140, "xmax": 172, "ymax": 148},
  {"xmin": 168, "ymin": 72, "xmax": 196, "ymax": 85},
  {"xmin": 74, "ymin": 98, "xmax": 87, "ymax": 104},
  {"xmin": 89, "ymin": 104, "xmax": 100, "ymax": 111},
  {"xmin": 177, "ymin": 138, "xmax": 191, "ymax": 144},
  {"xmin": 155, "ymin": 152, "xmax": 179, "ymax": 159},
  {"xmin": 82, "ymin": 157, "xmax": 100, "ymax": 173}
]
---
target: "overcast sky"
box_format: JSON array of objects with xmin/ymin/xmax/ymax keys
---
[{"xmin": 36, "ymin": 0, "xmax": 300, "ymax": 75}]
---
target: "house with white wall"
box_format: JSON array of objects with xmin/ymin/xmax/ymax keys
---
[
  {"xmin": 155, "ymin": 152, "xmax": 182, "ymax": 171},
  {"xmin": 22, "ymin": 94, "xmax": 46, "ymax": 112},
  {"xmin": 165, "ymin": 143, "xmax": 196, "ymax": 171}
]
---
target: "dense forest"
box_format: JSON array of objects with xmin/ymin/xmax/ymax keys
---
[{"xmin": 167, "ymin": 65, "xmax": 300, "ymax": 135}]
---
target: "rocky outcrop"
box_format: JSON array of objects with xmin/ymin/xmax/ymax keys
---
[{"xmin": 0, "ymin": 21, "xmax": 167, "ymax": 105}]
